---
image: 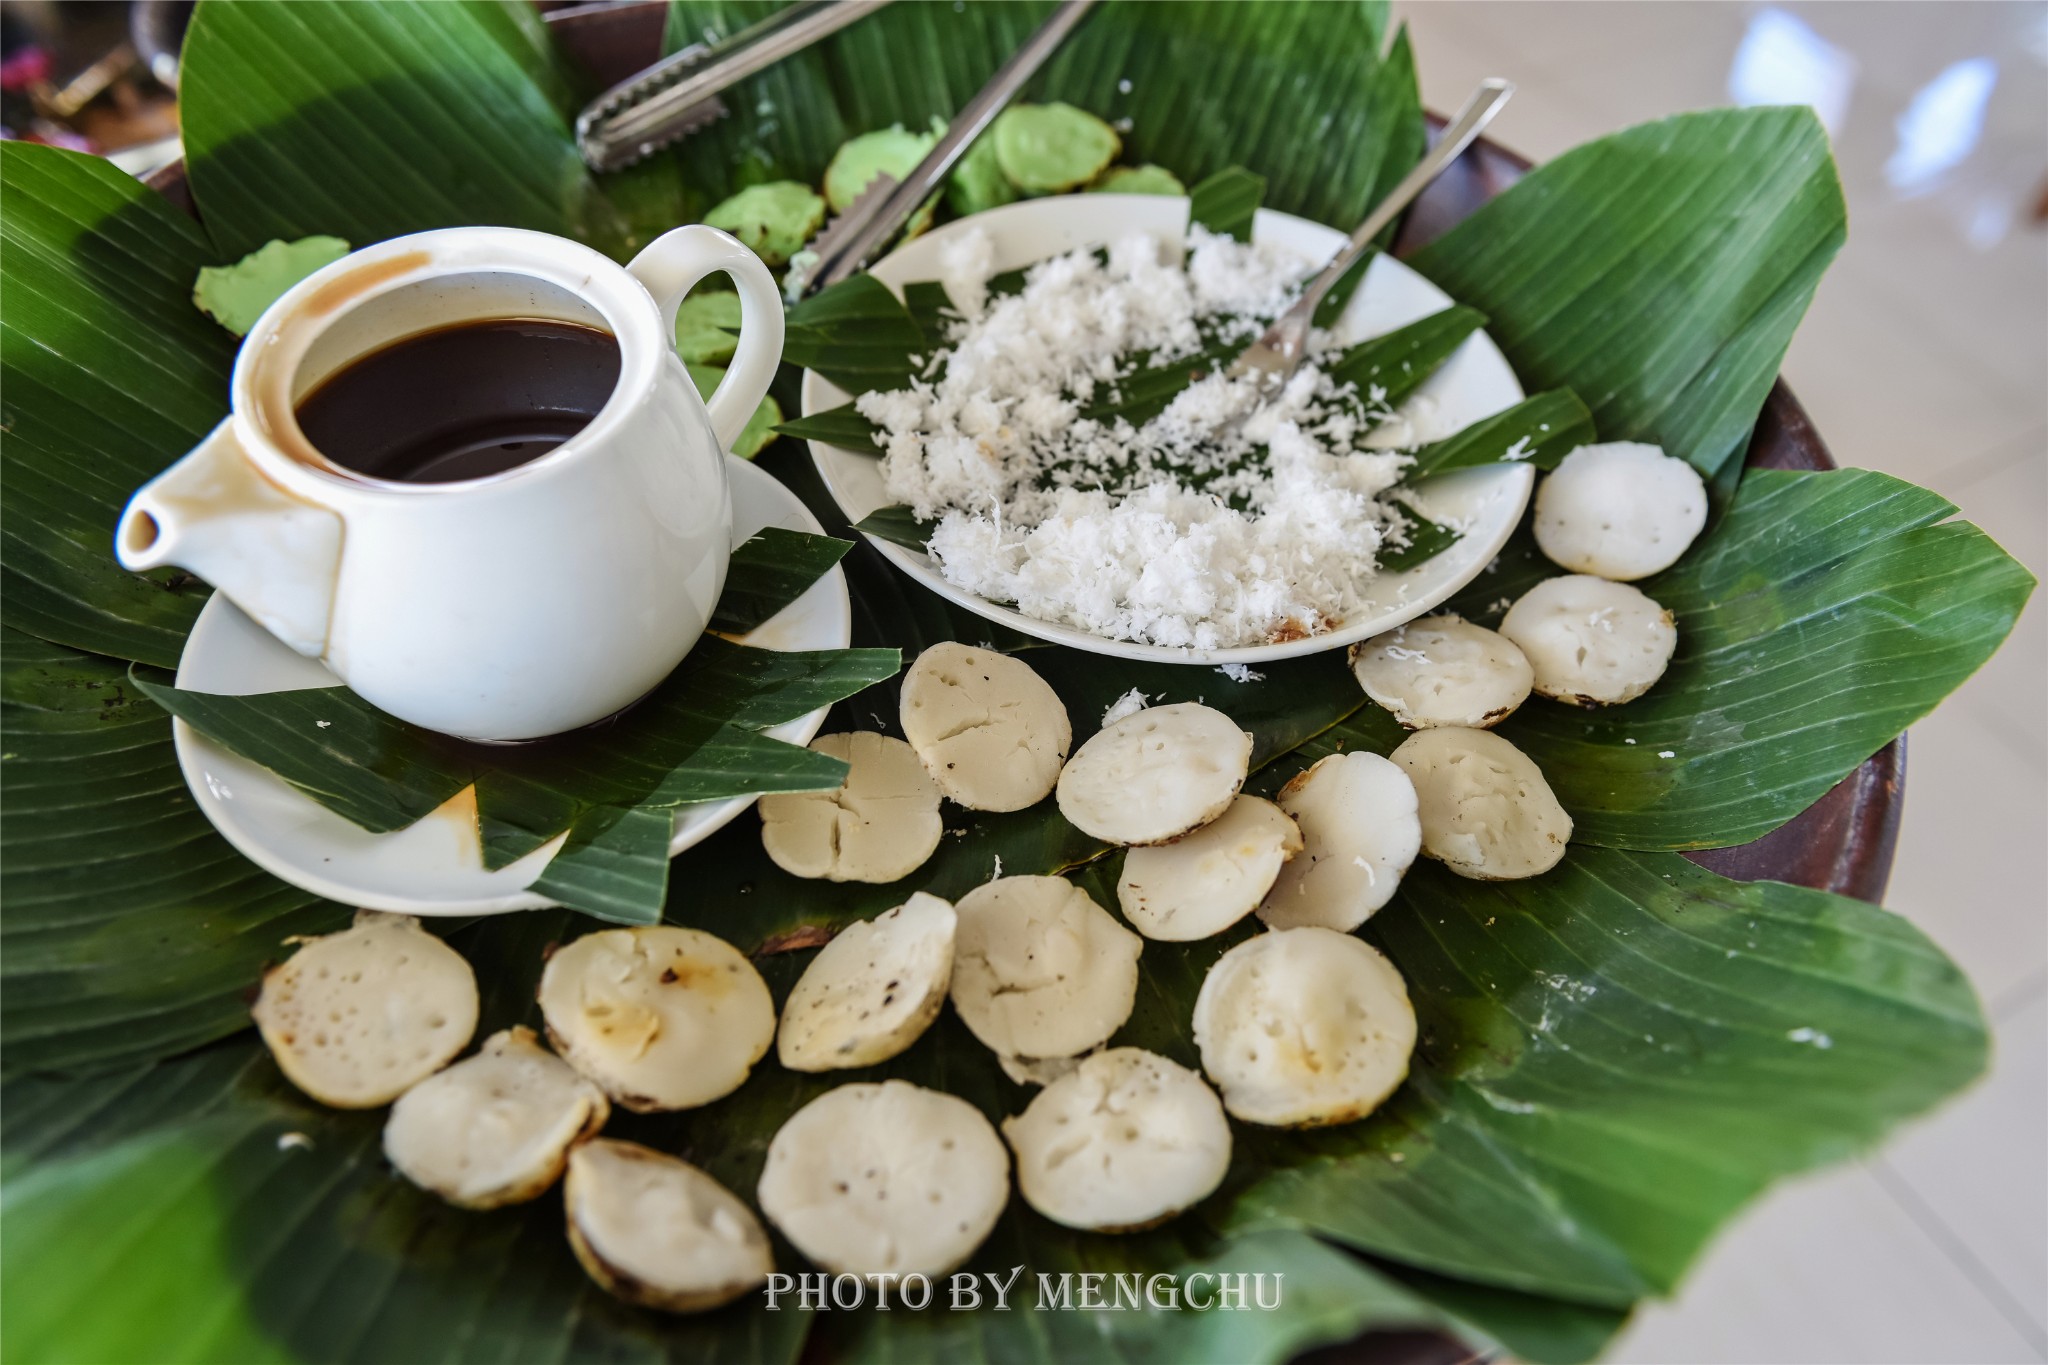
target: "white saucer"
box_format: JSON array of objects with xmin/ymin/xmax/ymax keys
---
[
  {"xmin": 802, "ymin": 195, "xmax": 1535, "ymax": 665},
  {"xmin": 170, "ymin": 456, "xmax": 852, "ymax": 917}
]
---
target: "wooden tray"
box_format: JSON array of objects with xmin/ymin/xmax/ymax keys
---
[{"xmin": 139, "ymin": 14, "xmax": 1903, "ymax": 1359}]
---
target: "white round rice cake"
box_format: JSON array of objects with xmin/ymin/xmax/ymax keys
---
[
  {"xmin": 759, "ymin": 732, "xmax": 944, "ymax": 882},
  {"xmin": 900, "ymin": 642, "xmax": 1070, "ymax": 811},
  {"xmin": 539, "ymin": 926, "xmax": 775, "ymax": 1112},
  {"xmin": 777, "ymin": 892, "xmax": 956, "ymax": 1071},
  {"xmin": 949, "ymin": 875, "xmax": 1141, "ymax": 1063},
  {"xmin": 384, "ymin": 1026, "xmax": 608, "ymax": 1208},
  {"xmin": 1499, "ymin": 575, "xmax": 1677, "ymax": 707},
  {"xmin": 1533, "ymin": 441, "xmax": 1707, "ymax": 581},
  {"xmin": 1257, "ymin": 751, "xmax": 1421, "ymax": 931},
  {"xmin": 757, "ymin": 1080, "xmax": 1009, "ymax": 1276},
  {"xmin": 1003, "ymin": 1048, "xmax": 1230, "ymax": 1231},
  {"xmin": 251, "ymin": 910, "xmax": 478, "ymax": 1109},
  {"xmin": 1390, "ymin": 726, "xmax": 1573, "ymax": 880},
  {"xmin": 566, "ymin": 1139, "xmax": 774, "ymax": 1312},
  {"xmin": 1055, "ymin": 702, "xmax": 1252, "ymax": 845},
  {"xmin": 1193, "ymin": 926, "xmax": 1417, "ymax": 1128},
  {"xmin": 1348, "ymin": 615, "xmax": 1533, "ymax": 729},
  {"xmin": 1118, "ymin": 795, "xmax": 1300, "ymax": 940}
]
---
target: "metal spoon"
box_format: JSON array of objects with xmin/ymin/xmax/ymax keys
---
[{"xmin": 1226, "ymin": 78, "xmax": 1515, "ymax": 386}]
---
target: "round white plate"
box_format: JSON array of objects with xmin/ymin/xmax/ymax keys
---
[
  {"xmin": 802, "ymin": 194, "xmax": 1535, "ymax": 664},
  {"xmin": 171, "ymin": 456, "xmax": 851, "ymax": 917}
]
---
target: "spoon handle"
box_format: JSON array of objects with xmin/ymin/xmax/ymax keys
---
[{"xmin": 1295, "ymin": 78, "xmax": 1516, "ymax": 324}]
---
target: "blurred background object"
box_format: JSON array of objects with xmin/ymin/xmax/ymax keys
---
[
  {"xmin": 0, "ymin": 0, "xmax": 185, "ymax": 172},
  {"xmin": 130, "ymin": 0, "xmax": 193, "ymax": 89}
]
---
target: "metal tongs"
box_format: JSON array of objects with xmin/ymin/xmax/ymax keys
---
[
  {"xmin": 796, "ymin": 0, "xmax": 1097, "ymax": 296},
  {"xmin": 576, "ymin": 0, "xmax": 1098, "ymax": 291},
  {"xmin": 576, "ymin": 0, "xmax": 893, "ymax": 173}
]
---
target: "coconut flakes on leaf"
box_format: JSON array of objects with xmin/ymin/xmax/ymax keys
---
[{"xmin": 856, "ymin": 228, "xmax": 1427, "ymax": 649}]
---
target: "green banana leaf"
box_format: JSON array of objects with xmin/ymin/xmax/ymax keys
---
[
  {"xmin": 658, "ymin": 2, "xmax": 1420, "ymax": 233},
  {"xmin": 0, "ymin": 1035, "xmax": 809, "ymax": 1365},
  {"xmin": 1430, "ymin": 468, "xmax": 2034, "ymax": 849},
  {"xmin": 1207, "ymin": 840, "xmax": 1984, "ymax": 1305},
  {"xmin": 0, "ymin": 1034, "xmax": 1587, "ymax": 1365},
  {"xmin": 482, "ymin": 480, "xmax": 1990, "ymax": 1322},
  {"xmin": 851, "ymin": 504, "xmax": 936, "ymax": 552},
  {"xmin": 1186, "ymin": 165, "xmax": 1266, "ymax": 241},
  {"xmin": 132, "ymin": 543, "xmax": 899, "ymax": 926},
  {"xmin": 175, "ymin": 0, "xmax": 1421, "ymax": 266},
  {"xmin": 0, "ymin": 144, "xmax": 230, "ymax": 667},
  {"xmin": 1408, "ymin": 106, "xmax": 1847, "ymax": 482},
  {"xmin": 709, "ymin": 528, "xmax": 852, "ymax": 633},
  {"xmin": 0, "ymin": 3, "xmax": 2034, "ymax": 1363},
  {"xmin": 1401, "ymin": 390, "xmax": 1596, "ymax": 479},
  {"xmin": 1327, "ymin": 304, "xmax": 1486, "ymax": 408},
  {"xmin": 131, "ymin": 638, "xmax": 895, "ymax": 929},
  {"xmin": 1378, "ymin": 507, "xmax": 1463, "ymax": 572},
  {"xmin": 0, "ymin": 639, "xmax": 1983, "ymax": 1365},
  {"xmin": 178, "ymin": 0, "xmax": 653, "ymax": 260},
  {"xmin": 781, "ymin": 274, "xmax": 927, "ymax": 395},
  {"xmin": 0, "ymin": 631, "xmax": 349, "ymax": 1076},
  {"xmin": 772, "ymin": 400, "xmax": 882, "ymax": 451}
]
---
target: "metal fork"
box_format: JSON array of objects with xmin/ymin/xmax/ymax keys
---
[{"xmin": 1225, "ymin": 78, "xmax": 1515, "ymax": 387}]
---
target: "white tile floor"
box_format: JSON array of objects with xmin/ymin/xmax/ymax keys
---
[{"xmin": 1395, "ymin": 3, "xmax": 2048, "ymax": 1360}]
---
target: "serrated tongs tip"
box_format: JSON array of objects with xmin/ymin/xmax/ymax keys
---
[
  {"xmin": 577, "ymin": 0, "xmax": 891, "ymax": 173},
  {"xmin": 787, "ymin": 174, "xmax": 902, "ymax": 296}
]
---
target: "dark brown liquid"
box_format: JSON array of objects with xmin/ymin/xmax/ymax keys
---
[{"xmin": 295, "ymin": 319, "xmax": 621, "ymax": 483}]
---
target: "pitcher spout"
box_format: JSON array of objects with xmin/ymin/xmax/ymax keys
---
[{"xmin": 116, "ymin": 420, "xmax": 343, "ymax": 658}]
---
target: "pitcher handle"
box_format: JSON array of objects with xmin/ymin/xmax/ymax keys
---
[{"xmin": 625, "ymin": 225, "xmax": 785, "ymax": 454}]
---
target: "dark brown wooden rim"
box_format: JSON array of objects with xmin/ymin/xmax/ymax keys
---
[{"xmin": 1395, "ymin": 124, "xmax": 1903, "ymax": 903}]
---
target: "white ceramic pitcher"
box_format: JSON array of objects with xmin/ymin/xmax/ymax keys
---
[{"xmin": 115, "ymin": 225, "xmax": 783, "ymax": 742}]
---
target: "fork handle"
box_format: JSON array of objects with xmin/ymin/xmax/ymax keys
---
[{"xmin": 1292, "ymin": 78, "xmax": 1516, "ymax": 325}]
